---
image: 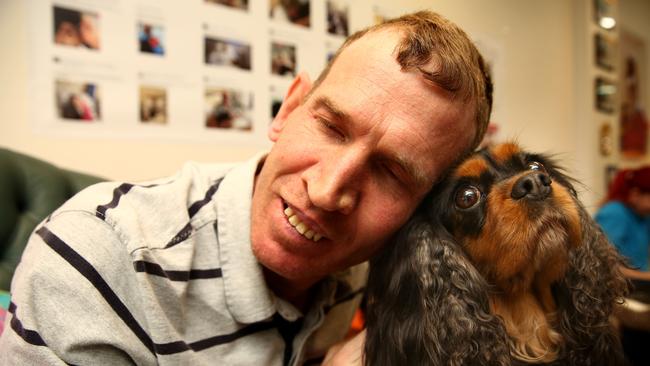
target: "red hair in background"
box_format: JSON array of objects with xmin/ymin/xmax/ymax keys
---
[{"xmin": 605, "ymin": 166, "xmax": 650, "ymax": 204}]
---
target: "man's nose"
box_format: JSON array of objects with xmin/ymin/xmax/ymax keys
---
[{"xmin": 303, "ymin": 150, "xmax": 364, "ymax": 215}]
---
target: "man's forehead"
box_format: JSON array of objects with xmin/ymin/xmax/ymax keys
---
[{"xmin": 330, "ymin": 30, "xmax": 403, "ymax": 75}]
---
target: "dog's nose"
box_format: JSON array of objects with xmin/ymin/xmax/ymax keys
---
[{"xmin": 511, "ymin": 172, "xmax": 552, "ymax": 200}]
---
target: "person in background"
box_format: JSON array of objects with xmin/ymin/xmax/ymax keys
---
[
  {"xmin": 596, "ymin": 167, "xmax": 650, "ymax": 279},
  {"xmin": 596, "ymin": 167, "xmax": 650, "ymax": 366}
]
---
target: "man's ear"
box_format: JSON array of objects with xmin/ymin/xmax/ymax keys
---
[{"xmin": 268, "ymin": 72, "xmax": 313, "ymax": 142}]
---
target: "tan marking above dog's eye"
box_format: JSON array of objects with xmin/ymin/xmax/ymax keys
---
[{"xmin": 455, "ymin": 186, "xmax": 481, "ymax": 209}]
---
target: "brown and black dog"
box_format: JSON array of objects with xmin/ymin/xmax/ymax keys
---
[{"xmin": 365, "ymin": 142, "xmax": 628, "ymax": 366}]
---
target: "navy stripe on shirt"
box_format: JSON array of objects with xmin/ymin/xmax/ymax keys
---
[
  {"xmin": 8, "ymin": 302, "xmax": 47, "ymax": 347},
  {"xmin": 133, "ymin": 260, "xmax": 222, "ymax": 281},
  {"xmin": 36, "ymin": 226, "xmax": 156, "ymax": 354},
  {"xmin": 95, "ymin": 183, "xmax": 134, "ymax": 220},
  {"xmin": 95, "ymin": 182, "xmax": 164, "ymax": 220},
  {"xmin": 165, "ymin": 178, "xmax": 225, "ymax": 248},
  {"xmin": 188, "ymin": 178, "xmax": 224, "ymax": 218},
  {"xmin": 154, "ymin": 320, "xmax": 277, "ymax": 355}
]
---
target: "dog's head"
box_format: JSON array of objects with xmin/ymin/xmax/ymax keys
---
[
  {"xmin": 429, "ymin": 142, "xmax": 582, "ymax": 295},
  {"xmin": 364, "ymin": 142, "xmax": 628, "ymax": 366}
]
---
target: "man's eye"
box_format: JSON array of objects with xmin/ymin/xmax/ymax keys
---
[
  {"xmin": 317, "ymin": 118, "xmax": 345, "ymax": 140},
  {"xmin": 454, "ymin": 186, "xmax": 481, "ymax": 209},
  {"xmin": 381, "ymin": 163, "xmax": 401, "ymax": 182}
]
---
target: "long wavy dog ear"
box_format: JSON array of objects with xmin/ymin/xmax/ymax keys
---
[
  {"xmin": 554, "ymin": 201, "xmax": 629, "ymax": 365},
  {"xmin": 364, "ymin": 211, "xmax": 511, "ymax": 366}
]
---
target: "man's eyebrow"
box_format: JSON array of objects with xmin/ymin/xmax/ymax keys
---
[
  {"xmin": 312, "ymin": 96, "xmax": 349, "ymax": 121},
  {"xmin": 393, "ymin": 154, "xmax": 429, "ymax": 189}
]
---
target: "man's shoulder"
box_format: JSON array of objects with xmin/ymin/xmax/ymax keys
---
[
  {"xmin": 55, "ymin": 161, "xmax": 234, "ymax": 213},
  {"xmin": 49, "ymin": 161, "xmax": 241, "ymax": 250}
]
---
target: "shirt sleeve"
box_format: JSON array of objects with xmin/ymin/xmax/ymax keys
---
[{"xmin": 0, "ymin": 211, "xmax": 154, "ymax": 365}]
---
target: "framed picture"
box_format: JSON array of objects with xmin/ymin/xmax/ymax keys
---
[
  {"xmin": 595, "ymin": 33, "xmax": 616, "ymax": 71},
  {"xmin": 326, "ymin": 0, "xmax": 349, "ymax": 37},
  {"xmin": 619, "ymin": 30, "xmax": 649, "ymax": 158},
  {"xmin": 53, "ymin": 5, "xmax": 100, "ymax": 50},
  {"xmin": 595, "ymin": 77, "xmax": 617, "ymax": 114},
  {"xmin": 138, "ymin": 23, "xmax": 165, "ymax": 56},
  {"xmin": 593, "ymin": 0, "xmax": 617, "ymax": 30},
  {"xmin": 139, "ymin": 86, "xmax": 167, "ymax": 124},
  {"xmin": 55, "ymin": 80, "xmax": 101, "ymax": 121},
  {"xmin": 205, "ymin": 87, "xmax": 253, "ymax": 131},
  {"xmin": 205, "ymin": 0, "xmax": 248, "ymax": 11},
  {"xmin": 269, "ymin": 0, "xmax": 310, "ymax": 28},
  {"xmin": 604, "ymin": 165, "xmax": 618, "ymax": 193},
  {"xmin": 271, "ymin": 41, "xmax": 296, "ymax": 77},
  {"xmin": 204, "ymin": 36, "xmax": 252, "ymax": 71},
  {"xmin": 599, "ymin": 122, "xmax": 614, "ymax": 156}
]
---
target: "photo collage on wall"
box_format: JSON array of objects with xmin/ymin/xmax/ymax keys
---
[{"xmin": 29, "ymin": 0, "xmax": 364, "ymax": 143}]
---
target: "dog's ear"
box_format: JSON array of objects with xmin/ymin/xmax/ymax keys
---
[
  {"xmin": 554, "ymin": 200, "xmax": 629, "ymax": 365},
  {"xmin": 364, "ymin": 209, "xmax": 511, "ymax": 366}
]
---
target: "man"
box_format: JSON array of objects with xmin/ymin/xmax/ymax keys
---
[{"xmin": 0, "ymin": 11, "xmax": 491, "ymax": 365}]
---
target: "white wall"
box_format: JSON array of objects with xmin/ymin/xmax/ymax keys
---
[{"xmin": 0, "ymin": 0, "xmax": 636, "ymax": 211}]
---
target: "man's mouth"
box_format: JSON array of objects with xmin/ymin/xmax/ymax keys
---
[{"xmin": 283, "ymin": 206, "xmax": 324, "ymax": 242}]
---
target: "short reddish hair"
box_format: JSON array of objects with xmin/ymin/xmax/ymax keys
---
[{"xmin": 606, "ymin": 166, "xmax": 650, "ymax": 203}]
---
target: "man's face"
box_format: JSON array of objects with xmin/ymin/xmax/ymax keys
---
[{"xmin": 251, "ymin": 30, "xmax": 475, "ymax": 289}]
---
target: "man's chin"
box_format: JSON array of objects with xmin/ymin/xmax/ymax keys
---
[{"xmin": 262, "ymin": 260, "xmax": 324, "ymax": 293}]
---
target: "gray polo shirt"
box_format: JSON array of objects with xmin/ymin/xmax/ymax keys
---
[{"xmin": 0, "ymin": 153, "xmax": 366, "ymax": 365}]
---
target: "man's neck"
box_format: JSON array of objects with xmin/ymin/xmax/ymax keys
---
[{"xmin": 263, "ymin": 267, "xmax": 318, "ymax": 313}]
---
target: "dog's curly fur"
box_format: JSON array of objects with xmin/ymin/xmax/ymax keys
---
[{"xmin": 364, "ymin": 142, "xmax": 629, "ymax": 366}]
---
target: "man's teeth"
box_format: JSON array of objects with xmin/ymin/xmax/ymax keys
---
[{"xmin": 283, "ymin": 207, "xmax": 323, "ymax": 242}]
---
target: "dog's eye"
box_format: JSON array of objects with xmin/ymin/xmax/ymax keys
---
[
  {"xmin": 528, "ymin": 161, "xmax": 546, "ymax": 172},
  {"xmin": 455, "ymin": 186, "xmax": 481, "ymax": 209}
]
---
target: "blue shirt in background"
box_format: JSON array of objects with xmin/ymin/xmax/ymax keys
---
[{"xmin": 595, "ymin": 201, "xmax": 650, "ymax": 271}]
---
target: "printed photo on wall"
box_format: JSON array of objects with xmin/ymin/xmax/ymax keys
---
[
  {"xmin": 595, "ymin": 77, "xmax": 617, "ymax": 114},
  {"xmin": 326, "ymin": 0, "xmax": 349, "ymax": 37},
  {"xmin": 269, "ymin": 0, "xmax": 310, "ymax": 28},
  {"xmin": 139, "ymin": 86, "xmax": 167, "ymax": 124},
  {"xmin": 593, "ymin": 0, "xmax": 617, "ymax": 31},
  {"xmin": 595, "ymin": 33, "xmax": 616, "ymax": 71},
  {"xmin": 204, "ymin": 36, "xmax": 252, "ymax": 71},
  {"xmin": 599, "ymin": 122, "xmax": 614, "ymax": 156},
  {"xmin": 270, "ymin": 85, "xmax": 286, "ymax": 120},
  {"xmin": 138, "ymin": 23, "xmax": 165, "ymax": 56},
  {"xmin": 55, "ymin": 80, "xmax": 101, "ymax": 121},
  {"xmin": 271, "ymin": 41, "xmax": 296, "ymax": 77},
  {"xmin": 205, "ymin": 87, "xmax": 253, "ymax": 130},
  {"xmin": 619, "ymin": 30, "xmax": 648, "ymax": 158},
  {"xmin": 53, "ymin": 5, "xmax": 101, "ymax": 50},
  {"xmin": 205, "ymin": 0, "xmax": 249, "ymax": 11},
  {"xmin": 604, "ymin": 165, "xmax": 619, "ymax": 193}
]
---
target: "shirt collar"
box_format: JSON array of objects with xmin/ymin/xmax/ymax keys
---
[{"xmin": 217, "ymin": 151, "xmax": 277, "ymax": 323}]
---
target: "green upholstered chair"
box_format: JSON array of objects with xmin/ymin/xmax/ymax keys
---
[{"xmin": 0, "ymin": 148, "xmax": 103, "ymax": 291}]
